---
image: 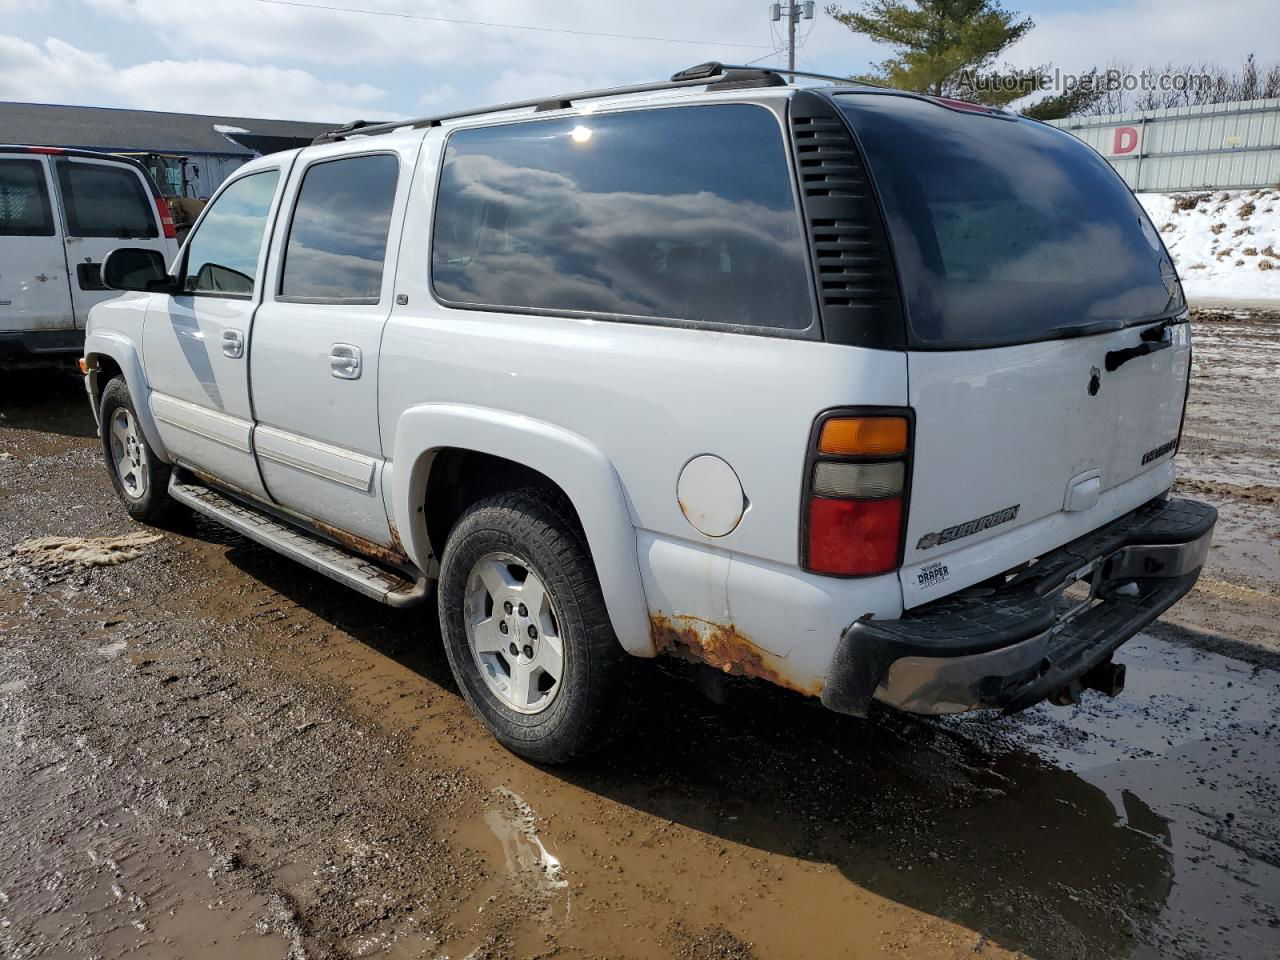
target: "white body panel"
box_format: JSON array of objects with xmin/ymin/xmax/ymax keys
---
[
  {"xmin": 247, "ymin": 137, "xmax": 424, "ymax": 547},
  {"xmin": 0, "ymin": 155, "xmax": 69, "ymax": 336},
  {"xmin": 901, "ymin": 323, "xmax": 1191, "ymax": 607},
  {"xmin": 383, "ymin": 124, "xmax": 910, "ymax": 663}
]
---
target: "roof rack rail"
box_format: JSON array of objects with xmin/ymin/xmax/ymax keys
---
[{"xmin": 311, "ymin": 61, "xmax": 868, "ymax": 145}]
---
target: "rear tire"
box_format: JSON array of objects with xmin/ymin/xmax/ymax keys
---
[
  {"xmin": 99, "ymin": 377, "xmax": 175, "ymax": 524},
  {"xmin": 437, "ymin": 488, "xmax": 628, "ymax": 763}
]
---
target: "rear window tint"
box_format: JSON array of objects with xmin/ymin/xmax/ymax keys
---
[
  {"xmin": 431, "ymin": 104, "xmax": 814, "ymax": 331},
  {"xmin": 56, "ymin": 160, "xmax": 158, "ymax": 239},
  {"xmin": 280, "ymin": 154, "xmax": 399, "ymax": 302},
  {"xmin": 837, "ymin": 95, "xmax": 1181, "ymax": 348},
  {"xmin": 0, "ymin": 158, "xmax": 55, "ymax": 236}
]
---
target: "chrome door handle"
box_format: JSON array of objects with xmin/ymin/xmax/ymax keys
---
[
  {"xmin": 329, "ymin": 343, "xmax": 362, "ymax": 380},
  {"xmin": 222, "ymin": 328, "xmax": 244, "ymax": 359}
]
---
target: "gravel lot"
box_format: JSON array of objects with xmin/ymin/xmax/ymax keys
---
[{"xmin": 1, "ymin": 310, "xmax": 1278, "ymax": 960}]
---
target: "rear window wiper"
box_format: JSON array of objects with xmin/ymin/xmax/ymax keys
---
[{"xmin": 1041, "ymin": 319, "xmax": 1125, "ymax": 340}]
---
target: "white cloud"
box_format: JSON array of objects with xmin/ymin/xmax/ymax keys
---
[
  {"xmin": 0, "ymin": 0, "xmax": 1271, "ymax": 124},
  {"xmin": 1012, "ymin": 0, "xmax": 1275, "ymax": 70},
  {"xmin": 0, "ymin": 34, "xmax": 394, "ymax": 120}
]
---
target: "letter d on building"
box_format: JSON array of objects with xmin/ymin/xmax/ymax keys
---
[{"xmin": 1111, "ymin": 126, "xmax": 1140, "ymax": 155}]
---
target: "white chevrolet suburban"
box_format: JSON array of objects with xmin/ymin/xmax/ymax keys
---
[
  {"xmin": 0, "ymin": 146, "xmax": 177, "ymax": 362},
  {"xmin": 82, "ymin": 64, "xmax": 1216, "ymax": 762}
]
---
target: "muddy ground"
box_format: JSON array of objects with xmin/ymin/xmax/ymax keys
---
[{"xmin": 1, "ymin": 310, "xmax": 1278, "ymax": 960}]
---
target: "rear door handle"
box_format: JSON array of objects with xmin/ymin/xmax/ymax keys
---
[
  {"xmin": 329, "ymin": 343, "xmax": 362, "ymax": 380},
  {"xmin": 222, "ymin": 328, "xmax": 244, "ymax": 359}
]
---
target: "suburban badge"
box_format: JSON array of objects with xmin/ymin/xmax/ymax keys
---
[{"xmin": 917, "ymin": 504, "xmax": 1020, "ymax": 551}]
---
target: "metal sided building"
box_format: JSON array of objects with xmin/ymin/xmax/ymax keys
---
[
  {"xmin": 1048, "ymin": 98, "xmax": 1280, "ymax": 193},
  {"xmin": 0, "ymin": 101, "xmax": 334, "ymax": 197}
]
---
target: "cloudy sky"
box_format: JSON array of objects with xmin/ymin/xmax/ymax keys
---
[{"xmin": 0, "ymin": 0, "xmax": 1271, "ymax": 122}]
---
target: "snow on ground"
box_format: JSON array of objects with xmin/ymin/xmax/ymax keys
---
[{"xmin": 1138, "ymin": 188, "xmax": 1280, "ymax": 303}]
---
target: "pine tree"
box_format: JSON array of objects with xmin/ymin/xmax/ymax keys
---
[{"xmin": 825, "ymin": 0, "xmax": 1046, "ymax": 106}]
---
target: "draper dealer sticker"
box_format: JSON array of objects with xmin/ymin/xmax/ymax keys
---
[{"xmin": 917, "ymin": 561, "xmax": 949, "ymax": 589}]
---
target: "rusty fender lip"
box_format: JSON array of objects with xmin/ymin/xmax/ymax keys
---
[{"xmin": 649, "ymin": 613, "xmax": 820, "ymax": 696}]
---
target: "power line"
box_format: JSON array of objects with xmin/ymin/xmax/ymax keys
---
[{"xmin": 255, "ymin": 0, "xmax": 772, "ymax": 49}]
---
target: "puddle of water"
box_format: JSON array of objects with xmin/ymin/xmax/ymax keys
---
[
  {"xmin": 483, "ymin": 787, "xmax": 568, "ymax": 892},
  {"xmin": 96, "ymin": 640, "xmax": 128, "ymax": 659},
  {"xmin": 950, "ymin": 632, "xmax": 1280, "ymax": 959},
  {"xmin": 0, "ymin": 678, "xmax": 27, "ymax": 694}
]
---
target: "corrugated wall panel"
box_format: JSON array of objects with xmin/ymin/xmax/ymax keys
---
[{"xmin": 1049, "ymin": 98, "xmax": 1280, "ymax": 191}]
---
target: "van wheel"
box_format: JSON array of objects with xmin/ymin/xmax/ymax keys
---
[
  {"xmin": 99, "ymin": 377, "xmax": 175, "ymax": 523},
  {"xmin": 437, "ymin": 488, "xmax": 627, "ymax": 763}
]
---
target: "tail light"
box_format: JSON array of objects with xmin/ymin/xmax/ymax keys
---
[
  {"xmin": 154, "ymin": 194, "xmax": 177, "ymax": 239},
  {"xmin": 802, "ymin": 411, "xmax": 911, "ymax": 576}
]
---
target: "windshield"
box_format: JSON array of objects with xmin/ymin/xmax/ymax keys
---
[{"xmin": 836, "ymin": 94, "xmax": 1182, "ymax": 349}]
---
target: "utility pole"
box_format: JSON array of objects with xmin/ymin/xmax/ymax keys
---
[{"xmin": 770, "ymin": 2, "xmax": 815, "ymax": 71}]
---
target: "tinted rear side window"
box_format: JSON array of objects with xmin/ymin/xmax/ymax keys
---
[
  {"xmin": 837, "ymin": 95, "xmax": 1181, "ymax": 348},
  {"xmin": 432, "ymin": 104, "xmax": 814, "ymax": 331},
  {"xmin": 0, "ymin": 158, "xmax": 54, "ymax": 236},
  {"xmin": 280, "ymin": 154, "xmax": 399, "ymax": 302},
  {"xmin": 56, "ymin": 160, "xmax": 158, "ymax": 239}
]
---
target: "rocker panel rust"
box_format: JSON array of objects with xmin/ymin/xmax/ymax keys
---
[
  {"xmin": 189, "ymin": 468, "xmax": 411, "ymax": 567},
  {"xmin": 649, "ymin": 613, "xmax": 820, "ymax": 696}
]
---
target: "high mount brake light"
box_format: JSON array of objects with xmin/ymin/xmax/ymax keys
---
[{"xmin": 803, "ymin": 412, "xmax": 911, "ymax": 576}]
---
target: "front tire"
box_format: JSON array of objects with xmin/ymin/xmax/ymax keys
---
[
  {"xmin": 437, "ymin": 488, "xmax": 627, "ymax": 763},
  {"xmin": 99, "ymin": 377, "xmax": 175, "ymax": 523}
]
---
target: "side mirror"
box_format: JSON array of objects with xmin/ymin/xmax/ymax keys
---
[{"xmin": 102, "ymin": 247, "xmax": 178, "ymax": 294}]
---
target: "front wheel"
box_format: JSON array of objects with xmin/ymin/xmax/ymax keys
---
[
  {"xmin": 437, "ymin": 488, "xmax": 628, "ymax": 763},
  {"xmin": 99, "ymin": 377, "xmax": 175, "ymax": 523}
]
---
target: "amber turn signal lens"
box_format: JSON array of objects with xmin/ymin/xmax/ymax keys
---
[{"xmin": 818, "ymin": 417, "xmax": 908, "ymax": 456}]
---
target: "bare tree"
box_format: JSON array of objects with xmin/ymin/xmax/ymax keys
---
[{"xmin": 1030, "ymin": 53, "xmax": 1279, "ymax": 119}]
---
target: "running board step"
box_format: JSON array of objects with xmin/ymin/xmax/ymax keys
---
[{"xmin": 168, "ymin": 476, "xmax": 429, "ymax": 607}]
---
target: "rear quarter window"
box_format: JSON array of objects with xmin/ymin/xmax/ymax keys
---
[
  {"xmin": 0, "ymin": 158, "xmax": 55, "ymax": 237},
  {"xmin": 431, "ymin": 103, "xmax": 815, "ymax": 332},
  {"xmin": 55, "ymin": 160, "xmax": 158, "ymax": 239}
]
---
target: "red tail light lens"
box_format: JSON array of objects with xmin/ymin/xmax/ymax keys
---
[
  {"xmin": 802, "ymin": 411, "xmax": 912, "ymax": 577},
  {"xmin": 808, "ymin": 497, "xmax": 903, "ymax": 576},
  {"xmin": 154, "ymin": 194, "xmax": 177, "ymax": 239}
]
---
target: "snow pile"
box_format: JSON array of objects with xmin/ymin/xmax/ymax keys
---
[
  {"xmin": 1137, "ymin": 189, "xmax": 1280, "ymax": 303},
  {"xmin": 3, "ymin": 532, "xmax": 162, "ymax": 572}
]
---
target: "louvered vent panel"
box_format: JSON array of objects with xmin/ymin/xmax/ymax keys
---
[{"xmin": 788, "ymin": 93, "xmax": 905, "ymax": 348}]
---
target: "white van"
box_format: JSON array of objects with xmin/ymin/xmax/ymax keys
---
[
  {"xmin": 82, "ymin": 64, "xmax": 1215, "ymax": 762},
  {"xmin": 0, "ymin": 146, "xmax": 177, "ymax": 362}
]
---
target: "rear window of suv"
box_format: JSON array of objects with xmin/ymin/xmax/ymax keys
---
[
  {"xmin": 431, "ymin": 103, "xmax": 814, "ymax": 332},
  {"xmin": 836, "ymin": 94, "xmax": 1181, "ymax": 349}
]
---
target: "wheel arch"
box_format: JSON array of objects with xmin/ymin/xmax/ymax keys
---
[
  {"xmin": 84, "ymin": 331, "xmax": 171, "ymax": 463},
  {"xmin": 391, "ymin": 404, "xmax": 653, "ymax": 656}
]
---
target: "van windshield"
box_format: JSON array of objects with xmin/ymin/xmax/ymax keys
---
[{"xmin": 836, "ymin": 94, "xmax": 1181, "ymax": 349}]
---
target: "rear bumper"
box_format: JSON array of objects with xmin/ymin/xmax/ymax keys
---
[{"xmin": 821, "ymin": 496, "xmax": 1217, "ymax": 717}]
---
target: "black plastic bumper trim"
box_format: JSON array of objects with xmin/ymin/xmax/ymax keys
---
[{"xmin": 821, "ymin": 496, "xmax": 1217, "ymax": 717}]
